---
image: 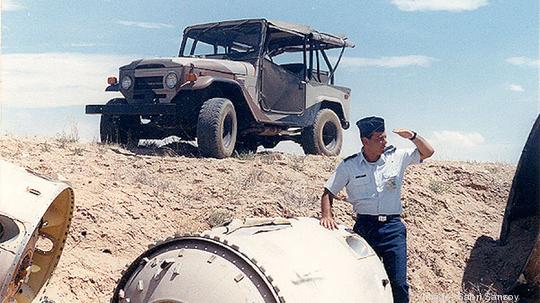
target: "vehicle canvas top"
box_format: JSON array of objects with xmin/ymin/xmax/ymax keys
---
[{"xmin": 184, "ymin": 19, "xmax": 355, "ymax": 50}]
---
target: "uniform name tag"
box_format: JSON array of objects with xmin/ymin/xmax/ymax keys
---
[{"xmin": 355, "ymin": 174, "xmax": 367, "ymax": 178}]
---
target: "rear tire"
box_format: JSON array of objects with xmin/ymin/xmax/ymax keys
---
[
  {"xmin": 301, "ymin": 109, "xmax": 342, "ymax": 156},
  {"xmin": 197, "ymin": 98, "xmax": 237, "ymax": 158}
]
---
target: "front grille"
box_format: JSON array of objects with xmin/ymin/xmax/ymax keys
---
[{"xmin": 134, "ymin": 76, "xmax": 163, "ymax": 89}]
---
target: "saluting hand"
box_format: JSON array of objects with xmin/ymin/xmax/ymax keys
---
[
  {"xmin": 393, "ymin": 128, "xmax": 435, "ymax": 160},
  {"xmin": 392, "ymin": 128, "xmax": 415, "ymax": 139}
]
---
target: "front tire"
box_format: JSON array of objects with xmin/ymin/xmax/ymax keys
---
[
  {"xmin": 99, "ymin": 99, "xmax": 140, "ymax": 146},
  {"xmin": 235, "ymin": 137, "xmax": 258, "ymax": 155},
  {"xmin": 197, "ymin": 98, "xmax": 237, "ymax": 158},
  {"xmin": 301, "ymin": 109, "xmax": 343, "ymax": 156}
]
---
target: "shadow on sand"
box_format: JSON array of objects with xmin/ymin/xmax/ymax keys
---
[
  {"xmin": 119, "ymin": 139, "xmax": 261, "ymax": 159},
  {"xmin": 462, "ymin": 220, "xmax": 538, "ymax": 302}
]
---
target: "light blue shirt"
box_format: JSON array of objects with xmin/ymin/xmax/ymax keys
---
[{"xmin": 324, "ymin": 146, "xmax": 421, "ymax": 215}]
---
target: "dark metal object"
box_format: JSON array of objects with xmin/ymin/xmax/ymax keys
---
[{"xmin": 500, "ymin": 114, "xmax": 540, "ymax": 299}]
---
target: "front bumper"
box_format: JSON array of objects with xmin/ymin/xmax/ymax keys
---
[{"xmin": 85, "ymin": 103, "xmax": 178, "ymax": 115}]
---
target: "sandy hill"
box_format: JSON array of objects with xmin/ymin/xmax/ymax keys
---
[{"xmin": 0, "ymin": 135, "xmax": 517, "ymax": 302}]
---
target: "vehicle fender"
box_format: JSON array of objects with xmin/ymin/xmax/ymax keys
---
[
  {"xmin": 180, "ymin": 76, "xmax": 254, "ymax": 109},
  {"xmin": 177, "ymin": 76, "xmax": 269, "ymax": 124},
  {"xmin": 316, "ymin": 97, "xmax": 349, "ymax": 129},
  {"xmin": 179, "ymin": 76, "xmax": 241, "ymax": 91}
]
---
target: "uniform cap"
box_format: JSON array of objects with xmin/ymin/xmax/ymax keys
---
[{"xmin": 356, "ymin": 116, "xmax": 385, "ymax": 138}]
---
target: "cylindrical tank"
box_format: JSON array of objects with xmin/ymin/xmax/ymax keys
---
[
  {"xmin": 499, "ymin": 114, "xmax": 540, "ymax": 300},
  {"xmin": 113, "ymin": 217, "xmax": 393, "ymax": 303},
  {"xmin": 0, "ymin": 160, "xmax": 74, "ymax": 303}
]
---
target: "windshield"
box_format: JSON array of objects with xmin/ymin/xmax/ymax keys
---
[{"xmin": 180, "ymin": 22, "xmax": 263, "ymax": 61}]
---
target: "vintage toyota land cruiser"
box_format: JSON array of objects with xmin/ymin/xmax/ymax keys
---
[{"xmin": 86, "ymin": 19, "xmax": 354, "ymax": 158}]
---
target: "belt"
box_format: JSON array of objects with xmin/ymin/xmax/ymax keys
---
[{"xmin": 356, "ymin": 214, "xmax": 400, "ymax": 223}]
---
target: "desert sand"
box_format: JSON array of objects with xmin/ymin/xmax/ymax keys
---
[{"xmin": 0, "ymin": 135, "xmax": 519, "ymax": 302}]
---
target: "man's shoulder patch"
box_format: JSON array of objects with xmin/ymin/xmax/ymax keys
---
[
  {"xmin": 344, "ymin": 153, "xmax": 358, "ymax": 162},
  {"xmin": 384, "ymin": 145, "xmax": 396, "ymax": 154}
]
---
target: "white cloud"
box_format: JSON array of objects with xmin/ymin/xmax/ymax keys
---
[
  {"xmin": 508, "ymin": 84, "xmax": 524, "ymax": 92},
  {"xmin": 391, "ymin": 0, "xmax": 488, "ymax": 11},
  {"xmin": 1, "ymin": 52, "xmax": 140, "ymax": 108},
  {"xmin": 2, "ymin": 0, "xmax": 25, "ymax": 11},
  {"xmin": 116, "ymin": 20, "xmax": 174, "ymax": 29},
  {"xmin": 423, "ymin": 130, "xmax": 515, "ymax": 162},
  {"xmin": 429, "ymin": 130, "xmax": 485, "ymax": 149},
  {"xmin": 506, "ymin": 57, "xmax": 540, "ymax": 68},
  {"xmin": 340, "ymin": 55, "xmax": 436, "ymax": 68}
]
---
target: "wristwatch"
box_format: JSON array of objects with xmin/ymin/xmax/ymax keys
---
[{"xmin": 409, "ymin": 131, "xmax": 417, "ymax": 141}]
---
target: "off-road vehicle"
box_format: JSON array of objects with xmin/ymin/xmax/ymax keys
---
[{"xmin": 86, "ymin": 19, "xmax": 354, "ymax": 158}]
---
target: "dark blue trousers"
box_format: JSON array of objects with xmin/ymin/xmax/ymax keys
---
[{"xmin": 353, "ymin": 216, "xmax": 409, "ymax": 303}]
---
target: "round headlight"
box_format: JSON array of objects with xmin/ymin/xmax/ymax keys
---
[
  {"xmin": 165, "ymin": 72, "xmax": 178, "ymax": 89},
  {"xmin": 121, "ymin": 76, "xmax": 132, "ymax": 90}
]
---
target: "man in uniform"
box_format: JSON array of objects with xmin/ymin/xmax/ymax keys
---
[{"xmin": 320, "ymin": 116, "xmax": 434, "ymax": 303}]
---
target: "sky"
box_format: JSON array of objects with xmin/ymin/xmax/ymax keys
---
[{"xmin": 1, "ymin": 0, "xmax": 538, "ymax": 163}]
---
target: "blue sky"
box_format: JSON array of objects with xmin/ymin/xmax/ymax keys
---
[{"xmin": 1, "ymin": 0, "xmax": 538, "ymax": 162}]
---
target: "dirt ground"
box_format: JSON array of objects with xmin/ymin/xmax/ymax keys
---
[{"xmin": 0, "ymin": 135, "xmax": 519, "ymax": 302}]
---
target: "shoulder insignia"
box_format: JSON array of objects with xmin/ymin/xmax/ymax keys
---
[
  {"xmin": 384, "ymin": 145, "xmax": 396, "ymax": 154},
  {"xmin": 344, "ymin": 153, "xmax": 358, "ymax": 162}
]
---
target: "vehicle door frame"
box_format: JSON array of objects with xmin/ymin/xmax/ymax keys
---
[{"xmin": 256, "ymin": 25, "xmax": 308, "ymax": 115}]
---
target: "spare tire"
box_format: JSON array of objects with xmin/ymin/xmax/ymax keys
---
[
  {"xmin": 197, "ymin": 98, "xmax": 237, "ymax": 158},
  {"xmin": 301, "ymin": 109, "xmax": 343, "ymax": 156}
]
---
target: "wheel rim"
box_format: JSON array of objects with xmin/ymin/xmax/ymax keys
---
[
  {"xmin": 322, "ymin": 121, "xmax": 338, "ymax": 150},
  {"xmin": 222, "ymin": 112, "xmax": 234, "ymax": 148}
]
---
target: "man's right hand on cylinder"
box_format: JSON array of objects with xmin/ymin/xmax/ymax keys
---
[{"xmin": 320, "ymin": 216, "xmax": 338, "ymax": 230}]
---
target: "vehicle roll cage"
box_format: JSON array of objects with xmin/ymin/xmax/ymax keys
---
[{"xmin": 178, "ymin": 19, "xmax": 355, "ymax": 85}]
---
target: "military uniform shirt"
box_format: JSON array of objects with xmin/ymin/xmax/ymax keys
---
[{"xmin": 324, "ymin": 146, "xmax": 421, "ymax": 215}]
